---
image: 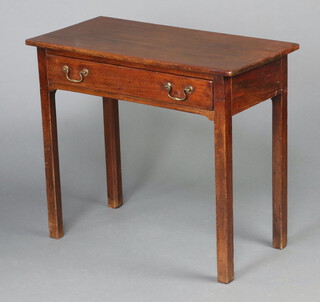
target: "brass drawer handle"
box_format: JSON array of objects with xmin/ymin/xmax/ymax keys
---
[
  {"xmin": 62, "ymin": 65, "xmax": 89, "ymax": 83},
  {"xmin": 164, "ymin": 82, "xmax": 194, "ymax": 101}
]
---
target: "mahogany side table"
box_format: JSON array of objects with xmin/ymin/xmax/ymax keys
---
[{"xmin": 26, "ymin": 16, "xmax": 299, "ymax": 283}]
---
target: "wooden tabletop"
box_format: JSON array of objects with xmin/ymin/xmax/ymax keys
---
[{"xmin": 26, "ymin": 16, "xmax": 299, "ymax": 76}]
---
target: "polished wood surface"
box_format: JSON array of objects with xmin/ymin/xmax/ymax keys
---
[
  {"xmin": 46, "ymin": 54, "xmax": 213, "ymax": 110},
  {"xmin": 26, "ymin": 16, "xmax": 299, "ymax": 77},
  {"xmin": 103, "ymin": 98, "xmax": 123, "ymax": 209},
  {"xmin": 272, "ymin": 56, "xmax": 288, "ymax": 249},
  {"xmin": 37, "ymin": 48, "xmax": 63, "ymax": 239},
  {"xmin": 27, "ymin": 17, "xmax": 299, "ymax": 284},
  {"xmin": 214, "ymin": 76, "xmax": 234, "ymax": 283},
  {"xmin": 232, "ymin": 58, "xmax": 282, "ymax": 115}
]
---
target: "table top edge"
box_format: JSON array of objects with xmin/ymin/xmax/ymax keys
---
[{"xmin": 25, "ymin": 16, "xmax": 300, "ymax": 77}]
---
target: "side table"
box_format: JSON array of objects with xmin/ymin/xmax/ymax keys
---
[{"xmin": 26, "ymin": 16, "xmax": 299, "ymax": 283}]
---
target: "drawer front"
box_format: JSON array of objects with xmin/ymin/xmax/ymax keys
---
[{"xmin": 46, "ymin": 55, "xmax": 213, "ymax": 110}]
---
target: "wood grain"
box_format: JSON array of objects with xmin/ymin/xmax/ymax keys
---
[
  {"xmin": 26, "ymin": 16, "xmax": 299, "ymax": 77},
  {"xmin": 103, "ymin": 98, "xmax": 123, "ymax": 208},
  {"xmin": 27, "ymin": 17, "xmax": 299, "ymax": 283},
  {"xmin": 272, "ymin": 56, "xmax": 288, "ymax": 249},
  {"xmin": 37, "ymin": 48, "xmax": 63, "ymax": 239},
  {"xmin": 48, "ymin": 82, "xmax": 215, "ymax": 120},
  {"xmin": 214, "ymin": 76, "xmax": 234, "ymax": 283},
  {"xmin": 46, "ymin": 54, "xmax": 213, "ymax": 110},
  {"xmin": 46, "ymin": 49, "xmax": 215, "ymax": 80},
  {"xmin": 232, "ymin": 59, "xmax": 282, "ymax": 115}
]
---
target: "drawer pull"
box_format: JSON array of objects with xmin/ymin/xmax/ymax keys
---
[
  {"xmin": 62, "ymin": 65, "xmax": 89, "ymax": 83},
  {"xmin": 164, "ymin": 82, "xmax": 194, "ymax": 101}
]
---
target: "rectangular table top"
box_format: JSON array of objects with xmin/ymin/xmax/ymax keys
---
[{"xmin": 26, "ymin": 16, "xmax": 299, "ymax": 77}]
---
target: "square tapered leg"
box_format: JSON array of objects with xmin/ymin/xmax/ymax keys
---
[
  {"xmin": 103, "ymin": 97, "xmax": 123, "ymax": 208},
  {"xmin": 38, "ymin": 48, "xmax": 63, "ymax": 239},
  {"xmin": 272, "ymin": 57, "xmax": 288, "ymax": 249},
  {"xmin": 214, "ymin": 77, "xmax": 234, "ymax": 284}
]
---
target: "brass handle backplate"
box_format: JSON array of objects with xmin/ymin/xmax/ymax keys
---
[
  {"xmin": 164, "ymin": 82, "xmax": 194, "ymax": 101},
  {"xmin": 62, "ymin": 65, "xmax": 89, "ymax": 83}
]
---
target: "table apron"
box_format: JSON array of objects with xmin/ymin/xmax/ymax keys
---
[{"xmin": 46, "ymin": 54, "xmax": 214, "ymax": 111}]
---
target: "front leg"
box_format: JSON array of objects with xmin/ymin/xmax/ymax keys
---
[
  {"xmin": 214, "ymin": 77, "xmax": 234, "ymax": 283},
  {"xmin": 271, "ymin": 56, "xmax": 288, "ymax": 249},
  {"xmin": 38, "ymin": 48, "xmax": 63, "ymax": 239}
]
